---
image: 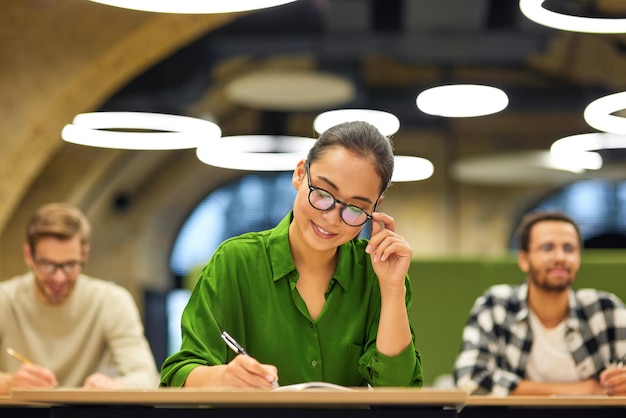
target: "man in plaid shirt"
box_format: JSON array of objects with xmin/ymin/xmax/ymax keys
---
[{"xmin": 454, "ymin": 211, "xmax": 626, "ymax": 396}]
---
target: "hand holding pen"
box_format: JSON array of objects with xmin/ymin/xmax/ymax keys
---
[
  {"xmin": 600, "ymin": 353, "xmax": 626, "ymax": 396},
  {"xmin": 6, "ymin": 347, "xmax": 59, "ymax": 389},
  {"xmin": 220, "ymin": 331, "xmax": 279, "ymax": 389}
]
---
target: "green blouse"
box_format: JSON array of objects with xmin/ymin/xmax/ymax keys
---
[{"xmin": 160, "ymin": 212, "xmax": 422, "ymax": 387}]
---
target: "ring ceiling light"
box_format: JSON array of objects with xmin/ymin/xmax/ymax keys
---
[
  {"xmin": 416, "ymin": 85, "xmax": 508, "ymax": 118},
  {"xmin": 313, "ymin": 109, "xmax": 400, "ymax": 136},
  {"xmin": 549, "ymin": 150, "xmax": 602, "ymax": 172},
  {"xmin": 88, "ymin": 0, "xmax": 300, "ymax": 14},
  {"xmin": 196, "ymin": 135, "xmax": 433, "ymax": 181},
  {"xmin": 392, "ymin": 156, "xmax": 434, "ymax": 182},
  {"xmin": 62, "ymin": 112, "xmax": 221, "ymax": 150},
  {"xmin": 196, "ymin": 135, "xmax": 316, "ymax": 171},
  {"xmin": 519, "ymin": 0, "xmax": 626, "ymax": 34},
  {"xmin": 551, "ymin": 132, "xmax": 626, "ymax": 155},
  {"xmin": 584, "ymin": 92, "xmax": 626, "ymax": 135}
]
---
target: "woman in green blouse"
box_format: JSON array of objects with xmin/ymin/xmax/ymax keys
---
[{"xmin": 160, "ymin": 121, "xmax": 423, "ymax": 388}]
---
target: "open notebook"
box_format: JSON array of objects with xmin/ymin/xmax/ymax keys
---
[{"xmin": 274, "ymin": 382, "xmax": 355, "ymax": 391}]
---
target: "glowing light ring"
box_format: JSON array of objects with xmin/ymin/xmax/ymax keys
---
[
  {"xmin": 197, "ymin": 135, "xmax": 433, "ymax": 181},
  {"xmin": 89, "ymin": 0, "xmax": 300, "ymax": 14},
  {"xmin": 392, "ymin": 156, "xmax": 434, "ymax": 182},
  {"xmin": 519, "ymin": 0, "xmax": 626, "ymax": 34},
  {"xmin": 313, "ymin": 109, "xmax": 400, "ymax": 136},
  {"xmin": 551, "ymin": 132, "xmax": 626, "ymax": 154},
  {"xmin": 584, "ymin": 92, "xmax": 626, "ymax": 135},
  {"xmin": 62, "ymin": 112, "xmax": 221, "ymax": 150},
  {"xmin": 416, "ymin": 84, "xmax": 508, "ymax": 118},
  {"xmin": 547, "ymin": 151, "xmax": 603, "ymax": 172},
  {"xmin": 196, "ymin": 135, "xmax": 316, "ymax": 171}
]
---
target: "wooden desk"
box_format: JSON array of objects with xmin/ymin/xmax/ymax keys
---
[
  {"xmin": 9, "ymin": 390, "xmax": 626, "ymax": 418},
  {"xmin": 6, "ymin": 388, "xmax": 465, "ymax": 418},
  {"xmin": 461, "ymin": 395, "xmax": 626, "ymax": 418}
]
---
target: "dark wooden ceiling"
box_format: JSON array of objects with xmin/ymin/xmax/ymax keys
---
[{"xmin": 100, "ymin": 0, "xmax": 626, "ymax": 140}]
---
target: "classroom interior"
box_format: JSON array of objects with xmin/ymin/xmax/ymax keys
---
[{"xmin": 2, "ymin": 0, "xmax": 626, "ymax": 386}]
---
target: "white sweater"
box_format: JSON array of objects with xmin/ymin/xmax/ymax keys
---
[{"xmin": 0, "ymin": 273, "xmax": 159, "ymax": 388}]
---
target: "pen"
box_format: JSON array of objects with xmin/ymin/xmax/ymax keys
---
[
  {"xmin": 6, "ymin": 347, "xmax": 59, "ymax": 387},
  {"xmin": 220, "ymin": 331, "xmax": 249, "ymax": 356},
  {"xmin": 220, "ymin": 331, "xmax": 279, "ymax": 388},
  {"xmin": 6, "ymin": 347, "xmax": 33, "ymax": 365}
]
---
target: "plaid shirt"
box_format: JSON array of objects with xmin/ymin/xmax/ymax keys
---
[{"xmin": 453, "ymin": 281, "xmax": 626, "ymax": 396}]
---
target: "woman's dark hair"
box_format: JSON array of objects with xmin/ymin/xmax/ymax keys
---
[{"xmin": 306, "ymin": 121, "xmax": 395, "ymax": 195}]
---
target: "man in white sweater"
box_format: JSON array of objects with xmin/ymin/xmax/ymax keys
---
[{"xmin": 0, "ymin": 202, "xmax": 159, "ymax": 393}]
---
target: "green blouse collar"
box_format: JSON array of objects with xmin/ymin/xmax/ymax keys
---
[{"xmin": 268, "ymin": 212, "xmax": 353, "ymax": 291}]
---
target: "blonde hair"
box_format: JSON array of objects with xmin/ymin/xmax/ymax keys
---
[{"xmin": 26, "ymin": 202, "xmax": 91, "ymax": 251}]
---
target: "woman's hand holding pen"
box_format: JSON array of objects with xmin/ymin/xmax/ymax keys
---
[
  {"xmin": 219, "ymin": 331, "xmax": 279, "ymax": 389},
  {"xmin": 221, "ymin": 355, "xmax": 279, "ymax": 389},
  {"xmin": 365, "ymin": 211, "xmax": 413, "ymax": 291}
]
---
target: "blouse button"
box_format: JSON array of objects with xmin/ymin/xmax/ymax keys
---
[{"xmin": 311, "ymin": 360, "xmax": 318, "ymax": 367}]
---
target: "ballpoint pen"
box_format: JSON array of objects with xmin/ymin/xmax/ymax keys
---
[
  {"xmin": 220, "ymin": 331, "xmax": 249, "ymax": 356},
  {"xmin": 220, "ymin": 331, "xmax": 279, "ymax": 388}
]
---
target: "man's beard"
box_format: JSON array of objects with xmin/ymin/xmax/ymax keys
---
[
  {"xmin": 528, "ymin": 265, "xmax": 573, "ymax": 293},
  {"xmin": 35, "ymin": 277, "xmax": 74, "ymax": 304}
]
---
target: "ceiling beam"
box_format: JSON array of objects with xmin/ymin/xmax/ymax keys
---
[{"xmin": 206, "ymin": 33, "xmax": 550, "ymax": 65}]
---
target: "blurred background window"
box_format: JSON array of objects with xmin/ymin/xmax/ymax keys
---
[{"xmin": 511, "ymin": 179, "xmax": 626, "ymax": 250}]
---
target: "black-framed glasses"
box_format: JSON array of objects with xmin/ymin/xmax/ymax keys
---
[
  {"xmin": 305, "ymin": 162, "xmax": 376, "ymax": 227},
  {"xmin": 33, "ymin": 259, "xmax": 84, "ymax": 275}
]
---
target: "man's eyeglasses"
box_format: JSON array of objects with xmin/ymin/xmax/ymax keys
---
[
  {"xmin": 305, "ymin": 162, "xmax": 376, "ymax": 227},
  {"xmin": 33, "ymin": 259, "xmax": 84, "ymax": 275}
]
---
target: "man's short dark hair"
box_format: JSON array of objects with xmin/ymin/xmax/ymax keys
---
[{"xmin": 516, "ymin": 210, "xmax": 581, "ymax": 252}]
